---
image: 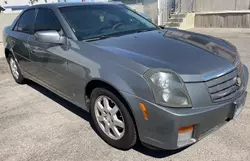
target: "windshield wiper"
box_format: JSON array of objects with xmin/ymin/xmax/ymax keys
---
[
  {"xmin": 104, "ymin": 28, "xmax": 157, "ymax": 37},
  {"xmin": 135, "ymin": 28, "xmax": 155, "ymax": 33},
  {"xmin": 84, "ymin": 28, "xmax": 157, "ymax": 42},
  {"xmin": 84, "ymin": 35, "xmax": 112, "ymax": 42}
]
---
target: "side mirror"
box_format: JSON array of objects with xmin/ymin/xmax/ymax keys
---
[{"xmin": 34, "ymin": 30, "xmax": 66, "ymax": 44}]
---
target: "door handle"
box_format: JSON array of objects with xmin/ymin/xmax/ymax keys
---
[
  {"xmin": 30, "ymin": 50, "xmax": 36, "ymax": 54},
  {"xmin": 30, "ymin": 46, "xmax": 39, "ymax": 54},
  {"xmin": 11, "ymin": 39, "xmax": 15, "ymax": 44}
]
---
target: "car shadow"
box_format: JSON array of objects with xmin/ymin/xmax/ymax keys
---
[
  {"xmin": 27, "ymin": 80, "xmax": 91, "ymax": 122},
  {"xmin": 26, "ymin": 80, "xmax": 187, "ymax": 158},
  {"xmin": 132, "ymin": 143, "xmax": 187, "ymax": 158}
]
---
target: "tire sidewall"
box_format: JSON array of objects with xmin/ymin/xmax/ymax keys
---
[
  {"xmin": 90, "ymin": 88, "xmax": 136, "ymax": 150},
  {"xmin": 8, "ymin": 55, "xmax": 24, "ymax": 84}
]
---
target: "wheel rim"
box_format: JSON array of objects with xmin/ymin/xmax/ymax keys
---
[
  {"xmin": 10, "ymin": 58, "xmax": 19, "ymax": 79},
  {"xmin": 94, "ymin": 95, "xmax": 125, "ymax": 140}
]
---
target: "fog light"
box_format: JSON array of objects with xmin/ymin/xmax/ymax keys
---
[{"xmin": 177, "ymin": 125, "xmax": 196, "ymax": 147}]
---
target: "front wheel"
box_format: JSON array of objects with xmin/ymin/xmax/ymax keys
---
[
  {"xmin": 8, "ymin": 55, "xmax": 25, "ymax": 84},
  {"xmin": 90, "ymin": 88, "xmax": 137, "ymax": 150}
]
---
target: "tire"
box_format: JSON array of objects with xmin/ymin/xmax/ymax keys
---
[
  {"xmin": 8, "ymin": 54, "xmax": 25, "ymax": 84},
  {"xmin": 90, "ymin": 88, "xmax": 137, "ymax": 150}
]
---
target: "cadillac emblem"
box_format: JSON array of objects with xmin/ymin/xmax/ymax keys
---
[{"xmin": 236, "ymin": 76, "xmax": 242, "ymax": 87}]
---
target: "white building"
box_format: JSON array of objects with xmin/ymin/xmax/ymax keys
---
[{"xmin": 0, "ymin": 0, "xmax": 59, "ymax": 6}]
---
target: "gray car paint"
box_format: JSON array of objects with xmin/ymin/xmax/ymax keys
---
[{"xmin": 3, "ymin": 2, "xmax": 249, "ymax": 150}]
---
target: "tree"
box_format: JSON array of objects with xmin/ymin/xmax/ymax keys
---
[{"xmin": 29, "ymin": 0, "xmax": 38, "ymax": 5}]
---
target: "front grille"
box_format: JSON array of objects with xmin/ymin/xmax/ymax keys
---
[{"xmin": 205, "ymin": 66, "xmax": 244, "ymax": 102}]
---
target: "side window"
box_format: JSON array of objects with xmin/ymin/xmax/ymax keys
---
[
  {"xmin": 34, "ymin": 8, "xmax": 62, "ymax": 32},
  {"xmin": 15, "ymin": 9, "xmax": 35, "ymax": 34}
]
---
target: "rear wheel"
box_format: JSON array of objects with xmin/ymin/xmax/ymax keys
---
[
  {"xmin": 8, "ymin": 55, "xmax": 25, "ymax": 84},
  {"xmin": 90, "ymin": 88, "xmax": 137, "ymax": 150}
]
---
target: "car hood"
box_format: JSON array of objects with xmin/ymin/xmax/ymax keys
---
[{"xmin": 91, "ymin": 29, "xmax": 239, "ymax": 82}]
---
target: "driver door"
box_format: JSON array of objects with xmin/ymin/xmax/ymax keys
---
[{"xmin": 28, "ymin": 8, "xmax": 72, "ymax": 98}]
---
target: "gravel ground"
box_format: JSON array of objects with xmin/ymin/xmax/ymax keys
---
[{"xmin": 0, "ymin": 28, "xmax": 250, "ymax": 161}]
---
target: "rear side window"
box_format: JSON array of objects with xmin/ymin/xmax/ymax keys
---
[
  {"xmin": 15, "ymin": 9, "xmax": 35, "ymax": 34},
  {"xmin": 34, "ymin": 8, "xmax": 62, "ymax": 32}
]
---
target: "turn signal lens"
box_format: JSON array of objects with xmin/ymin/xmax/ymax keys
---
[
  {"xmin": 178, "ymin": 125, "xmax": 194, "ymax": 133},
  {"xmin": 139, "ymin": 102, "xmax": 148, "ymax": 120},
  {"xmin": 177, "ymin": 125, "xmax": 196, "ymax": 147}
]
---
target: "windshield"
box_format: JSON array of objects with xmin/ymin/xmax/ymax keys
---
[{"xmin": 59, "ymin": 4, "xmax": 157, "ymax": 41}]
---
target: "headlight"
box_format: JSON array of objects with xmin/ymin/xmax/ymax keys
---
[{"xmin": 144, "ymin": 70, "xmax": 192, "ymax": 107}]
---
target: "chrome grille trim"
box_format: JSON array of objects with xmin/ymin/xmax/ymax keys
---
[
  {"xmin": 208, "ymin": 77, "xmax": 237, "ymax": 94},
  {"xmin": 206, "ymin": 70, "xmax": 237, "ymax": 87},
  {"xmin": 211, "ymin": 85, "xmax": 238, "ymax": 100},
  {"xmin": 205, "ymin": 65, "xmax": 243, "ymax": 102}
]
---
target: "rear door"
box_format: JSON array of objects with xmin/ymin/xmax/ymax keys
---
[
  {"xmin": 10, "ymin": 9, "xmax": 36, "ymax": 72},
  {"xmin": 28, "ymin": 8, "xmax": 72, "ymax": 98}
]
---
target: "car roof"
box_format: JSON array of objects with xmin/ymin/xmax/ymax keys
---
[{"xmin": 28, "ymin": 2, "xmax": 123, "ymax": 9}]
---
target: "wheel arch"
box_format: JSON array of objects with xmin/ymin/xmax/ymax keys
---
[
  {"xmin": 4, "ymin": 48, "xmax": 17, "ymax": 63},
  {"xmin": 85, "ymin": 79, "xmax": 139, "ymax": 137},
  {"xmin": 85, "ymin": 79, "xmax": 133, "ymax": 113},
  {"xmin": 5, "ymin": 48, "xmax": 12, "ymax": 61}
]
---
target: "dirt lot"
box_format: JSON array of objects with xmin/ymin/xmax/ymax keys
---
[{"xmin": 0, "ymin": 28, "xmax": 250, "ymax": 161}]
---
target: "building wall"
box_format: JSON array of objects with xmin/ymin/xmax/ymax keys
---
[
  {"xmin": 195, "ymin": 12, "xmax": 250, "ymax": 28},
  {"xmin": 0, "ymin": 13, "xmax": 19, "ymax": 41},
  {"xmin": 180, "ymin": 0, "xmax": 250, "ymax": 13},
  {"xmin": 0, "ymin": 0, "xmax": 59, "ymax": 6}
]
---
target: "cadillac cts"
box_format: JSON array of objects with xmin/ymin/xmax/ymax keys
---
[{"xmin": 3, "ymin": 2, "xmax": 249, "ymax": 150}]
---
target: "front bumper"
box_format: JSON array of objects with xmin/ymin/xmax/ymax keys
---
[
  {"xmin": 121, "ymin": 65, "xmax": 249, "ymax": 150},
  {"xmin": 123, "ymin": 91, "xmax": 247, "ymax": 150}
]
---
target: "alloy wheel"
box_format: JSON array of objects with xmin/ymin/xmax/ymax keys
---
[
  {"xmin": 10, "ymin": 57, "xmax": 19, "ymax": 79},
  {"xmin": 94, "ymin": 95, "xmax": 125, "ymax": 140}
]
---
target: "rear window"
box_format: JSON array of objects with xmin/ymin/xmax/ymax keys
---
[{"xmin": 15, "ymin": 9, "xmax": 36, "ymax": 34}]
